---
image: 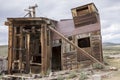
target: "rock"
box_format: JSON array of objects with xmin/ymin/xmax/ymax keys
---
[
  {"xmin": 109, "ymin": 67, "xmax": 118, "ymax": 71},
  {"xmin": 92, "ymin": 74, "xmax": 101, "ymax": 80},
  {"xmin": 49, "ymin": 72, "xmax": 54, "ymax": 77}
]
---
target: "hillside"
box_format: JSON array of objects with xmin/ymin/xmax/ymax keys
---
[
  {"xmin": 103, "ymin": 42, "xmax": 120, "ymax": 47},
  {"xmin": 0, "ymin": 45, "xmax": 8, "ymax": 57}
]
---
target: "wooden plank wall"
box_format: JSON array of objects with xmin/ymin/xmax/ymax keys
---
[
  {"xmin": 61, "ymin": 36, "xmax": 78, "ymax": 70},
  {"xmin": 41, "ymin": 24, "xmax": 51, "ymax": 75},
  {"xmin": 76, "ymin": 31, "xmax": 103, "ymax": 62},
  {"xmin": 71, "ymin": 3, "xmax": 99, "ymax": 27}
]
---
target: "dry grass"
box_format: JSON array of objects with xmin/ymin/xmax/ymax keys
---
[
  {"xmin": 103, "ymin": 44, "xmax": 120, "ymax": 80},
  {"xmin": 103, "ymin": 71, "xmax": 120, "ymax": 80}
]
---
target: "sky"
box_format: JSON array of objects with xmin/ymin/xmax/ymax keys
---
[{"xmin": 0, "ymin": 0, "xmax": 120, "ymax": 45}]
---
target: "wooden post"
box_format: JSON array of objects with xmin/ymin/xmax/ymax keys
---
[
  {"xmin": 19, "ymin": 27, "xmax": 23, "ymax": 72},
  {"xmin": 49, "ymin": 26, "xmax": 105, "ymax": 67},
  {"xmin": 25, "ymin": 33, "xmax": 30, "ymax": 73},
  {"xmin": 47, "ymin": 29, "xmax": 52, "ymax": 72},
  {"xmin": 8, "ymin": 25, "xmax": 13, "ymax": 74},
  {"xmin": 13, "ymin": 27, "xmax": 17, "ymax": 61},
  {"xmin": 44, "ymin": 24, "xmax": 48, "ymax": 73},
  {"xmin": 41, "ymin": 24, "xmax": 48, "ymax": 75}
]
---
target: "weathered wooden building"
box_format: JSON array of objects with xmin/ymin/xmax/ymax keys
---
[{"xmin": 5, "ymin": 3, "xmax": 103, "ymax": 75}]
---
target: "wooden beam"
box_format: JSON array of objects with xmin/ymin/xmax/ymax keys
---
[
  {"xmin": 19, "ymin": 27, "xmax": 23, "ymax": 72},
  {"xmin": 44, "ymin": 25, "xmax": 48, "ymax": 73},
  {"xmin": 49, "ymin": 26, "xmax": 105, "ymax": 67},
  {"xmin": 13, "ymin": 27, "xmax": 17, "ymax": 61},
  {"xmin": 8, "ymin": 25, "xmax": 13, "ymax": 74},
  {"xmin": 41, "ymin": 24, "xmax": 48, "ymax": 75},
  {"xmin": 41, "ymin": 25, "xmax": 44, "ymax": 75},
  {"xmin": 25, "ymin": 33, "xmax": 30, "ymax": 73},
  {"xmin": 47, "ymin": 29, "xmax": 52, "ymax": 72}
]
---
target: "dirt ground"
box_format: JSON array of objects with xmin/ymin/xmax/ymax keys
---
[
  {"xmin": 1, "ymin": 45, "xmax": 120, "ymax": 80},
  {"xmin": 102, "ymin": 45, "xmax": 120, "ymax": 80}
]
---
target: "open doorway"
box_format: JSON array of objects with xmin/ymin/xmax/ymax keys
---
[{"xmin": 52, "ymin": 46, "xmax": 61, "ymax": 71}]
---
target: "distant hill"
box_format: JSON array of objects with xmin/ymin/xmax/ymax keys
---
[
  {"xmin": 103, "ymin": 42, "xmax": 120, "ymax": 46},
  {"xmin": 0, "ymin": 45, "xmax": 8, "ymax": 57}
]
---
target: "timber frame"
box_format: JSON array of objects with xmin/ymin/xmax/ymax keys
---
[{"xmin": 5, "ymin": 3, "xmax": 104, "ymax": 75}]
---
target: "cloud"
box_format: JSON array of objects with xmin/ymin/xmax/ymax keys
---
[
  {"xmin": 0, "ymin": 0, "xmax": 120, "ymax": 45},
  {"xmin": 102, "ymin": 24, "xmax": 120, "ymax": 43}
]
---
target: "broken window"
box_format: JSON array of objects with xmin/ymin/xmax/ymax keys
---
[{"xmin": 78, "ymin": 37, "xmax": 90, "ymax": 48}]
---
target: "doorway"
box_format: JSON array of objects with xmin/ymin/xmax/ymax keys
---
[{"xmin": 52, "ymin": 46, "xmax": 61, "ymax": 71}]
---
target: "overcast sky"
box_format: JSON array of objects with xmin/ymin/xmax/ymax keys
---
[{"xmin": 0, "ymin": 0, "xmax": 120, "ymax": 45}]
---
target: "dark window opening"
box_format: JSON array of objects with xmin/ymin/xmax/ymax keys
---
[
  {"xmin": 78, "ymin": 37, "xmax": 90, "ymax": 48},
  {"xmin": 16, "ymin": 27, "xmax": 20, "ymax": 34},
  {"xmin": 32, "ymin": 56, "xmax": 41, "ymax": 63},
  {"xmin": 30, "ymin": 33, "xmax": 41, "ymax": 63},
  {"xmin": 68, "ymin": 36, "xmax": 72, "ymax": 40},
  {"xmin": 59, "ymin": 39, "xmax": 62, "ymax": 43}
]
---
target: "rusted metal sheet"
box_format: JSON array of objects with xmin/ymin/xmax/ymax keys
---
[{"xmin": 53, "ymin": 19, "xmax": 100, "ymax": 40}]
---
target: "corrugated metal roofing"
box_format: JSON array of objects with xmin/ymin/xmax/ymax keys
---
[{"xmin": 53, "ymin": 19, "xmax": 100, "ymax": 40}]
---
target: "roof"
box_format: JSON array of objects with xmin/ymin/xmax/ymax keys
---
[
  {"xmin": 5, "ymin": 17, "xmax": 57, "ymax": 26},
  {"xmin": 5, "ymin": 17, "xmax": 100, "ymax": 40},
  {"xmin": 53, "ymin": 19, "xmax": 101, "ymax": 40}
]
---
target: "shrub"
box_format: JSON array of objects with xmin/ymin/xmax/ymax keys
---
[
  {"xmin": 79, "ymin": 72, "xmax": 87, "ymax": 80},
  {"xmin": 57, "ymin": 75, "xmax": 64, "ymax": 80},
  {"xmin": 92, "ymin": 63, "xmax": 104, "ymax": 69},
  {"xmin": 68, "ymin": 72, "xmax": 77, "ymax": 79}
]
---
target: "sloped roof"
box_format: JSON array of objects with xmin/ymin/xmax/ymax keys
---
[{"xmin": 53, "ymin": 19, "xmax": 101, "ymax": 39}]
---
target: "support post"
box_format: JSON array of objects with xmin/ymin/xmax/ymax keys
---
[
  {"xmin": 13, "ymin": 27, "xmax": 17, "ymax": 61},
  {"xmin": 25, "ymin": 33, "xmax": 30, "ymax": 73},
  {"xmin": 19, "ymin": 27, "xmax": 23, "ymax": 72},
  {"xmin": 41, "ymin": 24, "xmax": 48, "ymax": 75},
  {"xmin": 8, "ymin": 25, "xmax": 13, "ymax": 74}
]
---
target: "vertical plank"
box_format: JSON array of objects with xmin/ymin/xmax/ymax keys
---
[
  {"xmin": 19, "ymin": 27, "xmax": 23, "ymax": 72},
  {"xmin": 13, "ymin": 27, "xmax": 17, "ymax": 61},
  {"xmin": 61, "ymin": 39, "xmax": 64, "ymax": 70},
  {"xmin": 41, "ymin": 24, "xmax": 47, "ymax": 75},
  {"xmin": 99, "ymin": 35, "xmax": 103, "ymax": 62},
  {"xmin": 26, "ymin": 33, "xmax": 30, "ymax": 73},
  {"xmin": 41, "ymin": 26, "xmax": 44, "ymax": 75},
  {"xmin": 8, "ymin": 25, "xmax": 13, "ymax": 74},
  {"xmin": 44, "ymin": 24, "xmax": 47, "ymax": 73},
  {"xmin": 47, "ymin": 29, "xmax": 52, "ymax": 72}
]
